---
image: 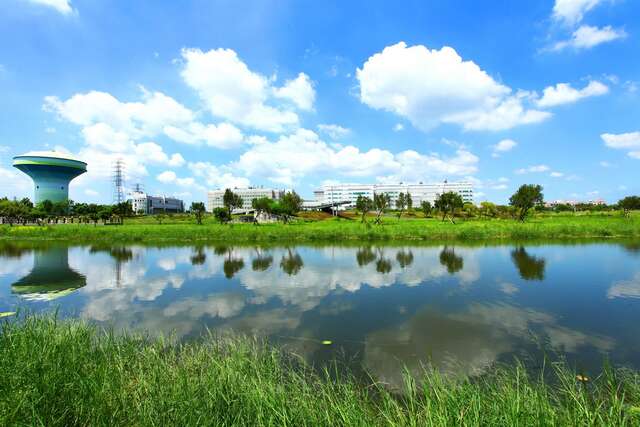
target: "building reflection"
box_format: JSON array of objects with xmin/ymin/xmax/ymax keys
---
[
  {"xmin": 511, "ymin": 247, "xmax": 546, "ymax": 280},
  {"xmin": 11, "ymin": 246, "xmax": 86, "ymax": 301}
]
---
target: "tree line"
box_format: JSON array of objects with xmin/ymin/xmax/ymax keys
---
[
  {"xmin": 209, "ymin": 189, "xmax": 303, "ymax": 224},
  {"xmin": 0, "ymin": 198, "xmax": 134, "ymax": 226}
]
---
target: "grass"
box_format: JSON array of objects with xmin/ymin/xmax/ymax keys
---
[
  {"xmin": 1, "ymin": 315, "xmax": 640, "ymax": 426},
  {"xmin": 1, "ymin": 213, "xmax": 640, "ymax": 243}
]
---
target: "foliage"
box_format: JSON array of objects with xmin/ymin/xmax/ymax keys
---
[
  {"xmin": 355, "ymin": 195, "xmax": 373, "ymax": 223},
  {"xmin": 279, "ymin": 191, "xmax": 303, "ymax": 217},
  {"xmin": 396, "ymin": 192, "xmax": 408, "ymax": 220},
  {"xmin": 619, "ymin": 196, "xmax": 640, "ymax": 217},
  {"xmin": 213, "ymin": 207, "xmax": 231, "ymax": 224},
  {"xmin": 420, "ymin": 200, "xmax": 432, "ymax": 217},
  {"xmin": 510, "ymin": 184, "xmax": 544, "ymax": 222},
  {"xmin": 223, "ymin": 189, "xmax": 244, "ymax": 216},
  {"xmin": 190, "ymin": 202, "xmax": 206, "ymax": 225},
  {"xmin": 480, "ymin": 201, "xmax": 497, "ymax": 219},
  {"xmin": 434, "ymin": 192, "xmax": 464, "ymax": 224},
  {"xmin": 251, "ymin": 197, "xmax": 274, "ymax": 216}
]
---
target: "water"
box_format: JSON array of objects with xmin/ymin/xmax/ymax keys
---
[{"xmin": 1, "ymin": 241, "xmax": 639, "ymax": 386}]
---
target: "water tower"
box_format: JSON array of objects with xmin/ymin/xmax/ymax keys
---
[{"xmin": 12, "ymin": 151, "xmax": 87, "ymax": 203}]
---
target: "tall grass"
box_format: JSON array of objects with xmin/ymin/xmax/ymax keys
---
[
  {"xmin": 1, "ymin": 215, "xmax": 639, "ymax": 243},
  {"xmin": 1, "ymin": 315, "xmax": 640, "ymax": 426}
]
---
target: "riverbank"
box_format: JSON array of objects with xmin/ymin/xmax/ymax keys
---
[
  {"xmin": 0, "ymin": 315, "xmax": 638, "ymax": 426},
  {"xmin": 1, "ymin": 214, "xmax": 639, "ymax": 243}
]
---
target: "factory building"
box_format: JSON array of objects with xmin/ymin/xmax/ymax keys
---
[
  {"xmin": 129, "ymin": 190, "xmax": 184, "ymax": 214},
  {"xmin": 12, "ymin": 151, "xmax": 87, "ymax": 203},
  {"xmin": 313, "ymin": 181, "xmax": 474, "ymax": 210},
  {"xmin": 207, "ymin": 187, "xmax": 286, "ymax": 212}
]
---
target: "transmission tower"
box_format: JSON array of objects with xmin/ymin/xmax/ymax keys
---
[{"xmin": 112, "ymin": 159, "xmax": 126, "ymax": 204}]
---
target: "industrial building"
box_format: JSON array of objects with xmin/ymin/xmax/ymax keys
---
[
  {"xmin": 207, "ymin": 187, "xmax": 286, "ymax": 212},
  {"xmin": 129, "ymin": 190, "xmax": 184, "ymax": 214},
  {"xmin": 313, "ymin": 181, "xmax": 474, "ymax": 209},
  {"xmin": 12, "ymin": 151, "xmax": 87, "ymax": 203}
]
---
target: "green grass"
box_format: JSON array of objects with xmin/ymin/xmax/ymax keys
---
[
  {"xmin": 1, "ymin": 213, "xmax": 640, "ymax": 243},
  {"xmin": 1, "ymin": 315, "xmax": 640, "ymax": 426}
]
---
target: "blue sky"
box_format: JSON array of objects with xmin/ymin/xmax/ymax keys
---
[{"xmin": 1, "ymin": 0, "xmax": 639, "ymax": 204}]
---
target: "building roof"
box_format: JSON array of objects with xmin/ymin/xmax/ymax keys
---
[{"xmin": 14, "ymin": 151, "xmax": 86, "ymax": 164}]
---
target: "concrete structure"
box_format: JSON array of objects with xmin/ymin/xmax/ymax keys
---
[
  {"xmin": 313, "ymin": 181, "xmax": 474, "ymax": 210},
  {"xmin": 12, "ymin": 151, "xmax": 87, "ymax": 203},
  {"xmin": 129, "ymin": 190, "xmax": 184, "ymax": 214},
  {"xmin": 207, "ymin": 187, "xmax": 286, "ymax": 212}
]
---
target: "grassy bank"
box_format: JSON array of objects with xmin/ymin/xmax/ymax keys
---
[
  {"xmin": 1, "ymin": 214, "xmax": 640, "ymax": 243},
  {"xmin": 1, "ymin": 316, "xmax": 640, "ymax": 426}
]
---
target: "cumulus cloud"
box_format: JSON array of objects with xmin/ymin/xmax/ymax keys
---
[
  {"xmin": 356, "ymin": 42, "xmax": 550, "ymax": 132},
  {"xmin": 601, "ymin": 132, "xmax": 640, "ymax": 159},
  {"xmin": 164, "ymin": 122, "xmax": 244, "ymax": 149},
  {"xmin": 492, "ymin": 139, "xmax": 517, "ymax": 157},
  {"xmin": 180, "ymin": 48, "xmax": 309, "ymax": 132},
  {"xmin": 272, "ymin": 73, "xmax": 315, "ymax": 111},
  {"xmin": 536, "ymin": 81, "xmax": 608, "ymax": 107},
  {"xmin": 234, "ymin": 128, "xmax": 478, "ymax": 186},
  {"xmin": 552, "ymin": 0, "xmax": 605, "ymax": 26},
  {"xmin": 317, "ymin": 124, "xmax": 351, "ymax": 140},
  {"xmin": 189, "ymin": 161, "xmax": 251, "ymax": 190},
  {"xmin": 515, "ymin": 165, "xmax": 550, "ymax": 174},
  {"xmin": 551, "ymin": 25, "xmax": 627, "ymax": 51},
  {"xmin": 27, "ymin": 0, "xmax": 74, "ymax": 15}
]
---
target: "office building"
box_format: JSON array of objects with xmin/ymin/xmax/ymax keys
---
[
  {"xmin": 313, "ymin": 181, "xmax": 474, "ymax": 209},
  {"xmin": 207, "ymin": 187, "xmax": 286, "ymax": 212},
  {"xmin": 129, "ymin": 191, "xmax": 184, "ymax": 214}
]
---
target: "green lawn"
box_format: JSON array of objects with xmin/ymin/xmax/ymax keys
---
[
  {"xmin": 1, "ymin": 213, "xmax": 639, "ymax": 243},
  {"xmin": 1, "ymin": 315, "xmax": 639, "ymax": 426}
]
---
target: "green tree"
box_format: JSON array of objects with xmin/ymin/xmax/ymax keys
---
[
  {"xmin": 480, "ymin": 201, "xmax": 497, "ymax": 219},
  {"xmin": 279, "ymin": 191, "xmax": 303, "ymax": 222},
  {"xmin": 223, "ymin": 189, "xmax": 243, "ymax": 217},
  {"xmin": 252, "ymin": 197, "xmax": 273, "ymax": 217},
  {"xmin": 355, "ymin": 195, "xmax": 373, "ymax": 223},
  {"xmin": 190, "ymin": 202, "xmax": 206, "ymax": 225},
  {"xmin": 420, "ymin": 200, "xmax": 432, "ymax": 218},
  {"xmin": 395, "ymin": 192, "xmax": 407, "ymax": 220},
  {"xmin": 509, "ymin": 184, "xmax": 544, "ymax": 222},
  {"xmin": 618, "ymin": 196, "xmax": 640, "ymax": 218},
  {"xmin": 373, "ymin": 193, "xmax": 391, "ymax": 225},
  {"xmin": 213, "ymin": 207, "xmax": 230, "ymax": 224},
  {"xmin": 434, "ymin": 192, "xmax": 464, "ymax": 224}
]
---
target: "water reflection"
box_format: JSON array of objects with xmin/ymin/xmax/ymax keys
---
[
  {"xmin": 280, "ymin": 249, "xmax": 304, "ymax": 276},
  {"xmin": 511, "ymin": 247, "xmax": 546, "ymax": 280},
  {"xmin": 439, "ymin": 246, "xmax": 464, "ymax": 274},
  {"xmin": 1, "ymin": 242, "xmax": 638, "ymax": 386},
  {"xmin": 11, "ymin": 246, "xmax": 86, "ymax": 301}
]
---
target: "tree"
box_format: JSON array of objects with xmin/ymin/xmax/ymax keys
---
[
  {"xmin": 420, "ymin": 200, "xmax": 432, "ymax": 218},
  {"xmin": 252, "ymin": 197, "xmax": 273, "ymax": 217},
  {"xmin": 434, "ymin": 192, "xmax": 464, "ymax": 224},
  {"xmin": 213, "ymin": 207, "xmax": 230, "ymax": 224},
  {"xmin": 509, "ymin": 184, "xmax": 544, "ymax": 222},
  {"xmin": 223, "ymin": 189, "xmax": 244, "ymax": 217},
  {"xmin": 480, "ymin": 201, "xmax": 497, "ymax": 219},
  {"xmin": 154, "ymin": 213, "xmax": 166, "ymax": 225},
  {"xmin": 190, "ymin": 202, "xmax": 206, "ymax": 225},
  {"xmin": 395, "ymin": 192, "xmax": 407, "ymax": 220},
  {"xmin": 355, "ymin": 195, "xmax": 373, "ymax": 223},
  {"xmin": 618, "ymin": 196, "xmax": 640, "ymax": 218},
  {"xmin": 373, "ymin": 193, "xmax": 391, "ymax": 225},
  {"xmin": 406, "ymin": 192, "xmax": 413, "ymax": 212},
  {"xmin": 279, "ymin": 191, "xmax": 303, "ymax": 222}
]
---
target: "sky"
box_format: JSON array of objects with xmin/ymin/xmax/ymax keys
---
[{"xmin": 0, "ymin": 0, "xmax": 639, "ymax": 204}]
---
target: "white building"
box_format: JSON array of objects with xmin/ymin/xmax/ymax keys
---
[
  {"xmin": 207, "ymin": 187, "xmax": 286, "ymax": 212},
  {"xmin": 313, "ymin": 181, "xmax": 474, "ymax": 209},
  {"xmin": 129, "ymin": 191, "xmax": 185, "ymax": 214}
]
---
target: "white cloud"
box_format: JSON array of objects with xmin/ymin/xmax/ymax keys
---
[
  {"xmin": 550, "ymin": 171, "xmax": 565, "ymax": 178},
  {"xmin": 492, "ymin": 139, "xmax": 517, "ymax": 157},
  {"xmin": 552, "ymin": 0, "xmax": 605, "ymax": 26},
  {"xmin": 164, "ymin": 122, "xmax": 244, "ymax": 149},
  {"xmin": 537, "ymin": 80, "xmax": 608, "ymax": 107},
  {"xmin": 602, "ymin": 132, "xmax": 640, "ymax": 160},
  {"xmin": 357, "ymin": 42, "xmax": 550, "ymax": 132},
  {"xmin": 157, "ymin": 171, "xmax": 177, "ymax": 184},
  {"xmin": 393, "ymin": 123, "xmax": 404, "ymax": 132},
  {"xmin": 317, "ymin": 124, "xmax": 350, "ymax": 140},
  {"xmin": 180, "ymin": 48, "xmax": 303, "ymax": 132},
  {"xmin": 27, "ymin": 0, "xmax": 74, "ymax": 15},
  {"xmin": 515, "ymin": 165, "xmax": 550, "ymax": 174},
  {"xmin": 234, "ymin": 128, "xmax": 478, "ymax": 186},
  {"xmin": 189, "ymin": 162, "xmax": 251, "ymax": 190},
  {"xmin": 599, "ymin": 161, "xmax": 613, "ymax": 168},
  {"xmin": 551, "ymin": 25, "xmax": 627, "ymax": 51},
  {"xmin": 273, "ymin": 73, "xmax": 315, "ymax": 111}
]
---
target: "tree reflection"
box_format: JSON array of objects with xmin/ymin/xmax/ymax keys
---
[
  {"xmin": 280, "ymin": 249, "xmax": 304, "ymax": 276},
  {"xmin": 0, "ymin": 242, "xmax": 32, "ymax": 258},
  {"xmin": 439, "ymin": 246, "xmax": 464, "ymax": 274},
  {"xmin": 89, "ymin": 245, "xmax": 133, "ymax": 263},
  {"xmin": 356, "ymin": 247, "xmax": 376, "ymax": 267},
  {"xmin": 223, "ymin": 257, "xmax": 245, "ymax": 279},
  {"xmin": 190, "ymin": 246, "xmax": 206, "ymax": 265},
  {"xmin": 623, "ymin": 242, "xmax": 640, "ymax": 255},
  {"xmin": 511, "ymin": 247, "xmax": 546, "ymax": 280},
  {"xmin": 252, "ymin": 248, "xmax": 273, "ymax": 271},
  {"xmin": 396, "ymin": 250, "xmax": 414, "ymax": 268},
  {"xmin": 213, "ymin": 246, "xmax": 228, "ymax": 256},
  {"xmin": 376, "ymin": 258, "xmax": 392, "ymax": 274}
]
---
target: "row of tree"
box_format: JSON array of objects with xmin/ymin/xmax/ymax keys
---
[
  {"xmin": 0, "ymin": 198, "xmax": 134, "ymax": 225},
  {"xmin": 210, "ymin": 189, "xmax": 303, "ymax": 224}
]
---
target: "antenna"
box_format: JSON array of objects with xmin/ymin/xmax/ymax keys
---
[{"xmin": 112, "ymin": 158, "xmax": 126, "ymax": 204}]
